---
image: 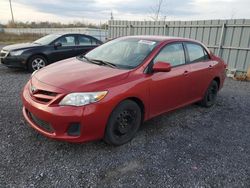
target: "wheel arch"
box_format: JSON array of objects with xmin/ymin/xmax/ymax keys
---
[
  {"xmin": 213, "ymin": 76, "xmax": 220, "ymax": 88},
  {"xmin": 118, "ymin": 97, "xmax": 146, "ymax": 123},
  {"xmin": 27, "ymin": 53, "xmax": 49, "ymax": 68}
]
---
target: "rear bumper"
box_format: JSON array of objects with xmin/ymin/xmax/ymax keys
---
[
  {"xmin": 0, "ymin": 56, "xmax": 27, "ymax": 68},
  {"xmin": 22, "ymin": 82, "xmax": 112, "ymax": 143}
]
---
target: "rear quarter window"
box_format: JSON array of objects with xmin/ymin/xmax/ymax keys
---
[{"xmin": 186, "ymin": 43, "xmax": 209, "ymax": 63}]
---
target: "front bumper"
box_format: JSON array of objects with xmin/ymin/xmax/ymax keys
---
[
  {"xmin": 0, "ymin": 55, "xmax": 27, "ymax": 68},
  {"xmin": 22, "ymin": 81, "xmax": 112, "ymax": 143}
]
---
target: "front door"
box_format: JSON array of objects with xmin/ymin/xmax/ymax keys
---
[
  {"xmin": 50, "ymin": 35, "xmax": 77, "ymax": 62},
  {"xmin": 149, "ymin": 43, "xmax": 191, "ymax": 117}
]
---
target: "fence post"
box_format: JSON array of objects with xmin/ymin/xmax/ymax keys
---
[
  {"xmin": 163, "ymin": 24, "xmax": 168, "ymax": 36},
  {"xmin": 217, "ymin": 22, "xmax": 226, "ymax": 56},
  {"xmin": 128, "ymin": 24, "xmax": 131, "ymax": 35},
  {"xmin": 108, "ymin": 20, "xmax": 112, "ymax": 39},
  {"xmin": 105, "ymin": 23, "xmax": 108, "ymax": 41}
]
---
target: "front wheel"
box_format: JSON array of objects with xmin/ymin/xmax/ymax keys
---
[
  {"xmin": 104, "ymin": 100, "xmax": 142, "ymax": 146},
  {"xmin": 27, "ymin": 55, "xmax": 47, "ymax": 73},
  {"xmin": 199, "ymin": 80, "xmax": 218, "ymax": 107}
]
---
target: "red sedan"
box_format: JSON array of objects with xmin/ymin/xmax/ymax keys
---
[{"xmin": 22, "ymin": 36, "xmax": 226, "ymax": 145}]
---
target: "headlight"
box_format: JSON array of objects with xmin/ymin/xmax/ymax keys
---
[
  {"xmin": 59, "ymin": 91, "xmax": 108, "ymax": 106},
  {"xmin": 10, "ymin": 50, "xmax": 24, "ymax": 56}
]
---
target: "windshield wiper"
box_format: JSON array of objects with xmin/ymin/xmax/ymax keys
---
[
  {"xmin": 77, "ymin": 56, "xmax": 117, "ymax": 68},
  {"xmin": 77, "ymin": 55, "xmax": 102, "ymax": 65},
  {"xmin": 79, "ymin": 55, "xmax": 91, "ymax": 62},
  {"xmin": 90, "ymin": 59, "xmax": 118, "ymax": 68}
]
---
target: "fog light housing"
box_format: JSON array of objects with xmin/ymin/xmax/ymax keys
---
[{"xmin": 67, "ymin": 123, "xmax": 81, "ymax": 136}]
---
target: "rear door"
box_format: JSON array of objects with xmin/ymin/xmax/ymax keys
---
[
  {"xmin": 149, "ymin": 42, "xmax": 191, "ymax": 117},
  {"xmin": 184, "ymin": 42, "xmax": 215, "ymax": 101},
  {"xmin": 75, "ymin": 35, "xmax": 100, "ymax": 56},
  {"xmin": 50, "ymin": 34, "xmax": 77, "ymax": 62}
]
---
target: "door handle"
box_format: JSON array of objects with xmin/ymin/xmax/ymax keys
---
[
  {"xmin": 209, "ymin": 65, "xmax": 213, "ymax": 69},
  {"xmin": 183, "ymin": 70, "xmax": 189, "ymax": 76}
]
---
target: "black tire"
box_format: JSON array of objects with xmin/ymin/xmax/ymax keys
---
[
  {"xmin": 199, "ymin": 80, "xmax": 218, "ymax": 107},
  {"xmin": 27, "ymin": 55, "xmax": 48, "ymax": 73},
  {"xmin": 104, "ymin": 100, "xmax": 142, "ymax": 146}
]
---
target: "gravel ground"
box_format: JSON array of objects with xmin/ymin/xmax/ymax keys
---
[{"xmin": 0, "ymin": 62, "xmax": 250, "ymax": 187}]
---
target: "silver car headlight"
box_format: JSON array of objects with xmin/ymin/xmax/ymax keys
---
[
  {"xmin": 59, "ymin": 91, "xmax": 108, "ymax": 106},
  {"xmin": 10, "ymin": 50, "xmax": 24, "ymax": 56}
]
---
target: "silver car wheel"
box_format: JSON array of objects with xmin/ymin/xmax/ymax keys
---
[{"xmin": 31, "ymin": 58, "xmax": 46, "ymax": 70}]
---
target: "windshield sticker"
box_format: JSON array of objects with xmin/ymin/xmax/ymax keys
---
[{"xmin": 138, "ymin": 40, "xmax": 156, "ymax": 45}]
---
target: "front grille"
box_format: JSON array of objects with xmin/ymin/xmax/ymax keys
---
[
  {"xmin": 0, "ymin": 50, "xmax": 9, "ymax": 58},
  {"xmin": 27, "ymin": 110, "xmax": 54, "ymax": 133},
  {"xmin": 29, "ymin": 84, "xmax": 58, "ymax": 103},
  {"xmin": 38, "ymin": 90, "xmax": 57, "ymax": 97},
  {"xmin": 35, "ymin": 98, "xmax": 51, "ymax": 103}
]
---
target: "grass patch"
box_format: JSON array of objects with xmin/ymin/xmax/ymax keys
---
[{"xmin": 0, "ymin": 32, "xmax": 44, "ymax": 44}]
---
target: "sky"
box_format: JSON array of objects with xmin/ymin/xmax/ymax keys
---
[{"xmin": 0, "ymin": 0, "xmax": 250, "ymax": 24}]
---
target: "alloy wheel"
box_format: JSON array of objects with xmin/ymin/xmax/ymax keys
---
[{"xmin": 32, "ymin": 58, "xmax": 46, "ymax": 70}]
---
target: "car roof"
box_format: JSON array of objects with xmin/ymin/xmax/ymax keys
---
[
  {"xmin": 120, "ymin": 35, "xmax": 199, "ymax": 43},
  {"xmin": 50, "ymin": 33, "xmax": 89, "ymax": 36},
  {"xmin": 119, "ymin": 35, "xmax": 210, "ymax": 52},
  {"xmin": 47, "ymin": 33, "xmax": 102, "ymax": 41}
]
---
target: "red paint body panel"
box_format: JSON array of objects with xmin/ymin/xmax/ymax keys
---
[{"xmin": 22, "ymin": 36, "xmax": 226, "ymax": 143}]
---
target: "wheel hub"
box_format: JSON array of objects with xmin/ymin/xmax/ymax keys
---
[
  {"xmin": 32, "ymin": 58, "xmax": 45, "ymax": 70},
  {"xmin": 116, "ymin": 110, "xmax": 135, "ymax": 135}
]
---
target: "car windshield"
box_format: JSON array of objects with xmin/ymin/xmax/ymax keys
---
[
  {"xmin": 84, "ymin": 38, "xmax": 158, "ymax": 69},
  {"xmin": 33, "ymin": 34, "xmax": 61, "ymax": 45}
]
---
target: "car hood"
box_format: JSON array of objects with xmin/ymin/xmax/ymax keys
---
[
  {"xmin": 3, "ymin": 43, "xmax": 40, "ymax": 51},
  {"xmin": 33, "ymin": 57, "xmax": 130, "ymax": 92}
]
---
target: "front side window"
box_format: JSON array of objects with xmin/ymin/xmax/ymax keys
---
[
  {"xmin": 56, "ymin": 36, "xmax": 75, "ymax": 46},
  {"xmin": 153, "ymin": 43, "xmax": 185, "ymax": 66},
  {"xmin": 85, "ymin": 38, "xmax": 158, "ymax": 69},
  {"xmin": 186, "ymin": 43, "xmax": 209, "ymax": 63}
]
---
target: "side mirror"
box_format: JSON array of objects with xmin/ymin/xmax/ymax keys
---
[
  {"xmin": 54, "ymin": 42, "xmax": 62, "ymax": 48},
  {"xmin": 153, "ymin": 61, "xmax": 172, "ymax": 72}
]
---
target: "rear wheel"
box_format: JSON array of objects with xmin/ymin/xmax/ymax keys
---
[
  {"xmin": 104, "ymin": 100, "xmax": 142, "ymax": 146},
  {"xmin": 27, "ymin": 55, "xmax": 47, "ymax": 73},
  {"xmin": 199, "ymin": 80, "xmax": 218, "ymax": 107}
]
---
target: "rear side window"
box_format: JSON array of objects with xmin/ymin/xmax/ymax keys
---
[
  {"xmin": 153, "ymin": 43, "xmax": 185, "ymax": 67},
  {"xmin": 78, "ymin": 35, "xmax": 92, "ymax": 45},
  {"xmin": 78, "ymin": 35, "xmax": 100, "ymax": 46},
  {"xmin": 91, "ymin": 39, "xmax": 101, "ymax": 45},
  {"xmin": 186, "ymin": 43, "xmax": 209, "ymax": 63}
]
